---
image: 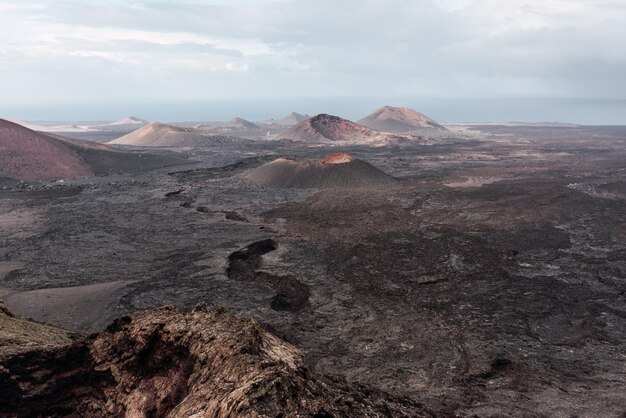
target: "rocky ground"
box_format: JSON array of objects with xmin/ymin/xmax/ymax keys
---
[
  {"xmin": 0, "ymin": 125, "xmax": 625, "ymax": 417},
  {"xmin": 1, "ymin": 304, "xmax": 433, "ymax": 417}
]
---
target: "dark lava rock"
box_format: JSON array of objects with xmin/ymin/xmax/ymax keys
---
[
  {"xmin": 226, "ymin": 240, "xmax": 311, "ymax": 312},
  {"xmin": 223, "ymin": 210, "xmax": 248, "ymax": 222}
]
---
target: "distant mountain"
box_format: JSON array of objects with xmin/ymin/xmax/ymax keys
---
[
  {"xmin": 89, "ymin": 116, "xmax": 148, "ymax": 132},
  {"xmin": 108, "ymin": 116, "xmax": 148, "ymax": 126},
  {"xmin": 282, "ymin": 114, "xmax": 381, "ymax": 143},
  {"xmin": 224, "ymin": 117, "xmax": 261, "ymax": 130},
  {"xmin": 243, "ymin": 152, "xmax": 397, "ymax": 189},
  {"xmin": 109, "ymin": 122, "xmax": 251, "ymax": 148},
  {"xmin": 263, "ymin": 112, "xmax": 310, "ymax": 126},
  {"xmin": 9, "ymin": 120, "xmax": 91, "ymax": 133},
  {"xmin": 0, "ymin": 119, "xmax": 187, "ymax": 181},
  {"xmin": 357, "ymin": 106, "xmax": 445, "ymax": 133},
  {"xmin": 5, "ymin": 117, "xmax": 148, "ymax": 136}
]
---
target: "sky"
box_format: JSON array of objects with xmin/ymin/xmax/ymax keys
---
[{"xmin": 1, "ymin": 0, "xmax": 625, "ymax": 123}]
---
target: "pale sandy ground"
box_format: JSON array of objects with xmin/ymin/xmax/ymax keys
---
[
  {"xmin": 0, "ymin": 206, "xmax": 44, "ymax": 240},
  {"xmin": 0, "ymin": 280, "xmax": 136, "ymax": 333},
  {"xmin": 0, "ymin": 260, "xmax": 74, "ymax": 357},
  {"xmin": 444, "ymin": 176, "xmax": 507, "ymax": 188}
]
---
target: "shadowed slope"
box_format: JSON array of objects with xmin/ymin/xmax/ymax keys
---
[{"xmin": 53, "ymin": 134, "xmax": 191, "ymax": 175}]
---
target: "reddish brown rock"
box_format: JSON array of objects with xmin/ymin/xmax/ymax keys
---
[
  {"xmin": 319, "ymin": 152, "xmax": 354, "ymax": 164},
  {"xmin": 0, "ymin": 305, "xmax": 435, "ymax": 417}
]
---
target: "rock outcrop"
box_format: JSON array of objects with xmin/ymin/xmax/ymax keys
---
[
  {"xmin": 0, "ymin": 300, "xmax": 73, "ymax": 359},
  {"xmin": 0, "ymin": 305, "xmax": 434, "ymax": 417}
]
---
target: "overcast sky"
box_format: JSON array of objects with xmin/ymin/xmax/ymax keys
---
[{"xmin": 1, "ymin": 0, "xmax": 625, "ymax": 122}]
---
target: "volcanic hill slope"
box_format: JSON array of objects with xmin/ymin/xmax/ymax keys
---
[
  {"xmin": 0, "ymin": 119, "xmax": 186, "ymax": 181},
  {"xmin": 243, "ymin": 152, "xmax": 397, "ymax": 188},
  {"xmin": 0, "ymin": 118, "xmax": 93, "ymax": 180},
  {"xmin": 224, "ymin": 117, "xmax": 261, "ymax": 130},
  {"xmin": 0, "ymin": 304, "xmax": 434, "ymax": 417},
  {"xmin": 282, "ymin": 114, "xmax": 385, "ymax": 143},
  {"xmin": 358, "ymin": 106, "xmax": 445, "ymax": 133},
  {"xmin": 109, "ymin": 122, "xmax": 251, "ymax": 147}
]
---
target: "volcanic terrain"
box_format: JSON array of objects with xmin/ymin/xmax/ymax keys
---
[
  {"xmin": 109, "ymin": 122, "xmax": 251, "ymax": 148},
  {"xmin": 0, "ymin": 119, "xmax": 93, "ymax": 180},
  {"xmin": 0, "ymin": 300, "xmax": 73, "ymax": 359},
  {"xmin": 358, "ymin": 106, "xmax": 446, "ymax": 133},
  {"xmin": 266, "ymin": 112, "xmax": 310, "ymax": 126},
  {"xmin": 282, "ymin": 113, "xmax": 383, "ymax": 143},
  {"xmin": 0, "ymin": 119, "xmax": 186, "ymax": 181},
  {"xmin": 243, "ymin": 152, "xmax": 397, "ymax": 188},
  {"xmin": 0, "ymin": 121, "xmax": 624, "ymax": 417},
  {"xmin": 224, "ymin": 117, "xmax": 261, "ymax": 130},
  {"xmin": 0, "ymin": 303, "xmax": 432, "ymax": 417},
  {"xmin": 90, "ymin": 116, "xmax": 148, "ymax": 132}
]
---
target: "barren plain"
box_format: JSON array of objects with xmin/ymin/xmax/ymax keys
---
[{"xmin": 1, "ymin": 124, "xmax": 625, "ymax": 417}]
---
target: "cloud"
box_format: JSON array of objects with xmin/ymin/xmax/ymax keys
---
[{"xmin": 0, "ymin": 0, "xmax": 625, "ymax": 110}]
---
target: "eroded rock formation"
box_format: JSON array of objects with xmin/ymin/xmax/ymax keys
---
[{"xmin": 0, "ymin": 304, "xmax": 434, "ymax": 417}]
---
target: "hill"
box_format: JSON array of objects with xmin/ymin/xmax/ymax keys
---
[
  {"xmin": 243, "ymin": 152, "xmax": 397, "ymax": 188},
  {"xmin": 90, "ymin": 116, "xmax": 148, "ymax": 132},
  {"xmin": 108, "ymin": 116, "xmax": 147, "ymax": 126},
  {"xmin": 357, "ymin": 106, "xmax": 445, "ymax": 133},
  {"xmin": 282, "ymin": 114, "xmax": 383, "ymax": 143},
  {"xmin": 264, "ymin": 112, "xmax": 310, "ymax": 126},
  {"xmin": 0, "ymin": 119, "xmax": 93, "ymax": 180},
  {"xmin": 108, "ymin": 122, "xmax": 250, "ymax": 147},
  {"xmin": 224, "ymin": 117, "xmax": 261, "ymax": 130},
  {"xmin": 0, "ymin": 119, "xmax": 189, "ymax": 181}
]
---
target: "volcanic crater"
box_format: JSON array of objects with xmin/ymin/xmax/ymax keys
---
[{"xmin": 243, "ymin": 153, "xmax": 396, "ymax": 189}]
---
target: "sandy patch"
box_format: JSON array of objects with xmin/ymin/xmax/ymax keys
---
[
  {"xmin": 444, "ymin": 176, "xmax": 506, "ymax": 188},
  {"xmin": 509, "ymin": 150, "xmax": 571, "ymax": 159},
  {"xmin": 0, "ymin": 206, "xmax": 45, "ymax": 239},
  {"xmin": 1, "ymin": 280, "xmax": 136, "ymax": 333}
]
